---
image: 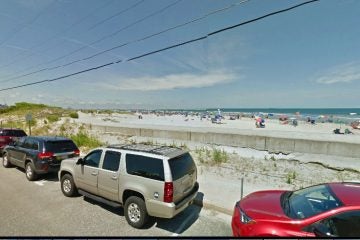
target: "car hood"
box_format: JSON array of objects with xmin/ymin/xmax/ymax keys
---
[
  {"xmin": 240, "ymin": 190, "xmax": 290, "ymax": 220},
  {"xmin": 60, "ymin": 157, "xmax": 79, "ymax": 167}
]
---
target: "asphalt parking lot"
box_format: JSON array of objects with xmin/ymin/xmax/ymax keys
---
[{"xmin": 0, "ymin": 163, "xmax": 232, "ymax": 237}]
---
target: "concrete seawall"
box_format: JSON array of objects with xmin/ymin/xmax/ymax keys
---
[{"xmin": 92, "ymin": 125, "xmax": 360, "ymax": 158}]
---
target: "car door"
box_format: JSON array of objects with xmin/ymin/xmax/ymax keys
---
[
  {"xmin": 97, "ymin": 150, "xmax": 121, "ymax": 201},
  {"xmin": 8, "ymin": 137, "xmax": 27, "ymax": 167},
  {"xmin": 74, "ymin": 149, "xmax": 102, "ymax": 195},
  {"xmin": 318, "ymin": 210, "xmax": 360, "ymax": 237}
]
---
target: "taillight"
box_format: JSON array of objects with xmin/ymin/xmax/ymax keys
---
[
  {"xmin": 74, "ymin": 149, "xmax": 80, "ymax": 156},
  {"xmin": 38, "ymin": 152, "xmax": 54, "ymax": 159},
  {"xmin": 164, "ymin": 182, "xmax": 173, "ymax": 203}
]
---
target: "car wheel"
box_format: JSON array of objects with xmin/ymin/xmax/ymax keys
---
[
  {"xmin": 61, "ymin": 174, "xmax": 78, "ymax": 197},
  {"xmin": 2, "ymin": 152, "xmax": 12, "ymax": 168},
  {"xmin": 124, "ymin": 196, "xmax": 149, "ymax": 229},
  {"xmin": 25, "ymin": 162, "xmax": 38, "ymax": 181}
]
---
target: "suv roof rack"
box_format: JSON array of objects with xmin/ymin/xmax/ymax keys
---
[{"xmin": 107, "ymin": 143, "xmax": 184, "ymax": 156}]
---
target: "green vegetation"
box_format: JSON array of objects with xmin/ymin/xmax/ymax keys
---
[
  {"xmin": 286, "ymin": 171, "xmax": 297, "ymax": 184},
  {"xmin": 0, "ymin": 102, "xmax": 49, "ymax": 114},
  {"xmin": 194, "ymin": 147, "xmax": 228, "ymax": 165},
  {"xmin": 69, "ymin": 112, "xmax": 79, "ymax": 119},
  {"xmin": 47, "ymin": 114, "xmax": 60, "ymax": 123},
  {"xmin": 65, "ymin": 131, "xmax": 103, "ymax": 149}
]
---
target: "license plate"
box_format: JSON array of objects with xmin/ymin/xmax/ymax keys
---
[{"xmin": 56, "ymin": 155, "xmax": 68, "ymax": 161}]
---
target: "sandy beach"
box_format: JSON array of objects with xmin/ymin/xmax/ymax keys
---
[
  {"xmin": 75, "ymin": 111, "xmax": 360, "ymax": 141},
  {"xmin": 72, "ymin": 111, "xmax": 360, "ymax": 212}
]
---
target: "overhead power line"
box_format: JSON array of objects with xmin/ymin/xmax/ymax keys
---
[
  {"xmin": 0, "ymin": 0, "xmax": 116, "ymax": 70},
  {"xmin": 0, "ymin": 0, "xmax": 182, "ymax": 82},
  {"xmin": 0, "ymin": 0, "xmax": 320, "ymax": 92},
  {"xmin": 87, "ymin": 0, "xmax": 145, "ymax": 31},
  {"xmin": 0, "ymin": 0, "xmax": 249, "ymax": 84},
  {"xmin": 0, "ymin": 0, "xmax": 57, "ymax": 47}
]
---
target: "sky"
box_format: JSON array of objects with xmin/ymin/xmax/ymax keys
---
[{"xmin": 0, "ymin": 0, "xmax": 359, "ymax": 109}]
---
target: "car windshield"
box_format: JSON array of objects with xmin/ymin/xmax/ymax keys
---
[{"xmin": 281, "ymin": 184, "xmax": 342, "ymax": 219}]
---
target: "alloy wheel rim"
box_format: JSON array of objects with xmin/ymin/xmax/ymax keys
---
[
  {"xmin": 128, "ymin": 203, "xmax": 140, "ymax": 223},
  {"xmin": 26, "ymin": 165, "xmax": 32, "ymax": 178},
  {"xmin": 63, "ymin": 179, "xmax": 71, "ymax": 193}
]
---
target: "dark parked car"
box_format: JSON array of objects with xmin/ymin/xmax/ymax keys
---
[
  {"xmin": 232, "ymin": 182, "xmax": 360, "ymax": 237},
  {"xmin": 2, "ymin": 136, "xmax": 80, "ymax": 181},
  {"xmin": 0, "ymin": 128, "xmax": 27, "ymax": 154}
]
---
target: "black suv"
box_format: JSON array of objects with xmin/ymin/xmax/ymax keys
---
[{"xmin": 2, "ymin": 136, "xmax": 79, "ymax": 181}]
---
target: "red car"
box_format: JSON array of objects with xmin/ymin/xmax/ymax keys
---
[
  {"xmin": 0, "ymin": 128, "xmax": 27, "ymax": 154},
  {"xmin": 232, "ymin": 182, "xmax": 360, "ymax": 237}
]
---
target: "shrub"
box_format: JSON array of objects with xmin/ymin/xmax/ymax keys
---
[
  {"xmin": 47, "ymin": 114, "xmax": 60, "ymax": 123},
  {"xmin": 68, "ymin": 131, "xmax": 102, "ymax": 149},
  {"xmin": 69, "ymin": 112, "xmax": 79, "ymax": 119},
  {"xmin": 212, "ymin": 148, "xmax": 228, "ymax": 164}
]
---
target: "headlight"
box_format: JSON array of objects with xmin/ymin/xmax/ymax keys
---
[{"xmin": 240, "ymin": 209, "xmax": 254, "ymax": 224}]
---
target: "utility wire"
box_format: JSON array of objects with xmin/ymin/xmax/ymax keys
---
[
  {"xmin": 0, "ymin": 0, "xmax": 182, "ymax": 82},
  {"xmin": 0, "ymin": 0, "xmax": 320, "ymax": 92},
  {"xmin": 0, "ymin": 0, "xmax": 116, "ymax": 70},
  {"xmin": 0, "ymin": 0, "xmax": 249, "ymax": 83},
  {"xmin": 87, "ymin": 0, "xmax": 145, "ymax": 31},
  {"xmin": 0, "ymin": 0, "xmax": 57, "ymax": 47}
]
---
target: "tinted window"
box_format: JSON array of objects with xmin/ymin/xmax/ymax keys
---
[
  {"xmin": 0, "ymin": 129, "xmax": 26, "ymax": 136},
  {"xmin": 45, "ymin": 140, "xmax": 77, "ymax": 153},
  {"xmin": 168, "ymin": 153, "xmax": 196, "ymax": 181},
  {"xmin": 84, "ymin": 150, "xmax": 102, "ymax": 168},
  {"xmin": 126, "ymin": 154, "xmax": 164, "ymax": 181},
  {"xmin": 16, "ymin": 137, "xmax": 26, "ymax": 147},
  {"xmin": 102, "ymin": 151, "xmax": 121, "ymax": 172},
  {"xmin": 23, "ymin": 138, "xmax": 38, "ymax": 150},
  {"xmin": 312, "ymin": 211, "xmax": 360, "ymax": 237}
]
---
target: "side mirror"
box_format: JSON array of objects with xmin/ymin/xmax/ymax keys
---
[
  {"xmin": 313, "ymin": 223, "xmax": 337, "ymax": 237},
  {"xmin": 76, "ymin": 158, "xmax": 84, "ymax": 165}
]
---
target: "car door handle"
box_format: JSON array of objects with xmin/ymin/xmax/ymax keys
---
[
  {"xmin": 91, "ymin": 172, "xmax": 98, "ymax": 176},
  {"xmin": 111, "ymin": 176, "xmax": 118, "ymax": 180}
]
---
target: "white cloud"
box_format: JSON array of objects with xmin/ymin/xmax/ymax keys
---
[
  {"xmin": 315, "ymin": 62, "xmax": 360, "ymax": 84},
  {"xmin": 99, "ymin": 70, "xmax": 238, "ymax": 91}
]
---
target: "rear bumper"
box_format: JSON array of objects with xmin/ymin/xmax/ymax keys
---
[
  {"xmin": 146, "ymin": 182, "xmax": 199, "ymax": 218},
  {"xmin": 34, "ymin": 162, "xmax": 60, "ymax": 174}
]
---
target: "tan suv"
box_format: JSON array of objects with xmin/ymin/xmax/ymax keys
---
[{"xmin": 59, "ymin": 144, "xmax": 199, "ymax": 228}]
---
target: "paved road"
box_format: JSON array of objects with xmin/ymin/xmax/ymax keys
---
[{"xmin": 0, "ymin": 163, "xmax": 232, "ymax": 237}]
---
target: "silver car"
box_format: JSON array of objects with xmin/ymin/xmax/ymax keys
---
[{"xmin": 59, "ymin": 143, "xmax": 199, "ymax": 228}]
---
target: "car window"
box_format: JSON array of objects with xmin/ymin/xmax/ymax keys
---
[
  {"xmin": 168, "ymin": 153, "xmax": 196, "ymax": 181},
  {"xmin": 83, "ymin": 150, "xmax": 102, "ymax": 168},
  {"xmin": 15, "ymin": 137, "xmax": 26, "ymax": 147},
  {"xmin": 45, "ymin": 140, "xmax": 78, "ymax": 153},
  {"xmin": 126, "ymin": 154, "xmax": 164, "ymax": 181},
  {"xmin": 0, "ymin": 129, "xmax": 27, "ymax": 136},
  {"xmin": 23, "ymin": 138, "xmax": 38, "ymax": 150},
  {"xmin": 282, "ymin": 184, "xmax": 342, "ymax": 219},
  {"xmin": 310, "ymin": 210, "xmax": 360, "ymax": 237},
  {"xmin": 14, "ymin": 130, "xmax": 27, "ymax": 137},
  {"xmin": 102, "ymin": 151, "xmax": 121, "ymax": 172}
]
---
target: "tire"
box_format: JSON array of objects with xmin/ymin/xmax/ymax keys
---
[
  {"xmin": 25, "ymin": 162, "xmax": 38, "ymax": 181},
  {"xmin": 124, "ymin": 196, "xmax": 149, "ymax": 229},
  {"xmin": 61, "ymin": 174, "xmax": 78, "ymax": 197},
  {"xmin": 2, "ymin": 152, "xmax": 12, "ymax": 168}
]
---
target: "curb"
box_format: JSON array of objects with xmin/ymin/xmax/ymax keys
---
[{"xmin": 193, "ymin": 198, "xmax": 233, "ymax": 216}]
